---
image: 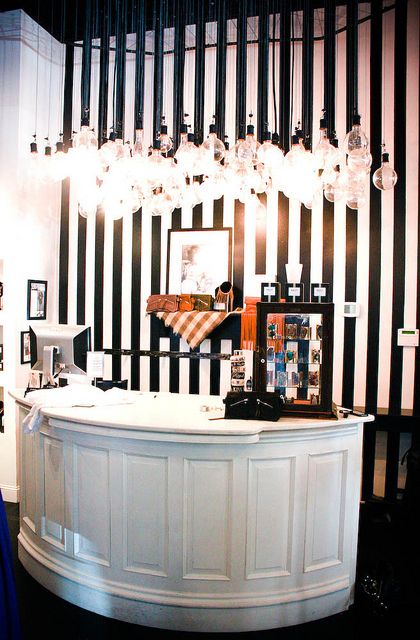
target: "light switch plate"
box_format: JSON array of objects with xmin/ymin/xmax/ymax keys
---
[
  {"xmin": 343, "ymin": 302, "xmax": 360, "ymax": 317},
  {"xmin": 397, "ymin": 328, "xmax": 419, "ymax": 347}
]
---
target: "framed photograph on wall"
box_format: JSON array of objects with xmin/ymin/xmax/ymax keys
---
[
  {"xmin": 20, "ymin": 330, "xmax": 31, "ymax": 364},
  {"xmin": 167, "ymin": 228, "xmax": 232, "ymax": 295},
  {"xmin": 27, "ymin": 279, "xmax": 47, "ymax": 320}
]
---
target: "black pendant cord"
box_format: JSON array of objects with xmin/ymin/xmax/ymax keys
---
[
  {"xmin": 194, "ymin": 1, "xmax": 205, "ymax": 144},
  {"xmin": 134, "ymin": 0, "xmax": 146, "ymax": 132},
  {"xmin": 346, "ymin": 0, "xmax": 358, "ymax": 127},
  {"xmin": 324, "ymin": 0, "xmax": 336, "ymax": 136},
  {"xmin": 302, "ymin": 0, "xmax": 314, "ymax": 147},
  {"xmin": 257, "ymin": 0, "xmax": 269, "ymax": 141},
  {"xmin": 279, "ymin": 0, "xmax": 291, "ymax": 151},
  {"xmin": 235, "ymin": 0, "xmax": 247, "ymax": 141},
  {"xmin": 152, "ymin": 0, "xmax": 164, "ymax": 140},
  {"xmin": 81, "ymin": 0, "xmax": 93, "ymax": 125},
  {"xmin": 215, "ymin": 0, "xmax": 227, "ymax": 143},
  {"xmin": 98, "ymin": 0, "xmax": 111, "ymax": 142},
  {"xmin": 114, "ymin": 0, "xmax": 127, "ymax": 139},
  {"xmin": 172, "ymin": 0, "xmax": 185, "ymax": 150}
]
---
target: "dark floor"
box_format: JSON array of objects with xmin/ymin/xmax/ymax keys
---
[{"xmin": 4, "ymin": 500, "xmax": 420, "ymax": 639}]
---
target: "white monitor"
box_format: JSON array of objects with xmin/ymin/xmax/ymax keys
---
[{"xmin": 29, "ymin": 324, "xmax": 91, "ymax": 377}]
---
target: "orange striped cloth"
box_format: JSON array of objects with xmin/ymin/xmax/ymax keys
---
[{"xmin": 156, "ymin": 310, "xmax": 242, "ymax": 350}]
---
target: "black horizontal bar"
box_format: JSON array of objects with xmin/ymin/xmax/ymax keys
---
[{"xmin": 103, "ymin": 348, "xmax": 231, "ymax": 360}]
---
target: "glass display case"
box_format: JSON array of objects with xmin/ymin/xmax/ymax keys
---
[{"xmin": 255, "ymin": 302, "xmax": 335, "ymax": 418}]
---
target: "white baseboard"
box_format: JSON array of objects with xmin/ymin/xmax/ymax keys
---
[{"xmin": 0, "ymin": 483, "xmax": 20, "ymax": 502}]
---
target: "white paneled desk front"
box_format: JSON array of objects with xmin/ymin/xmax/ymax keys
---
[{"xmin": 11, "ymin": 390, "xmax": 373, "ymax": 632}]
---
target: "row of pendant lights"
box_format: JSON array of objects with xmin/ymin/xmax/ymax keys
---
[{"xmin": 27, "ymin": 108, "xmax": 398, "ymax": 220}]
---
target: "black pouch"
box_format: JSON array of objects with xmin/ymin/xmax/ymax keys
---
[{"xmin": 223, "ymin": 391, "xmax": 284, "ymax": 421}]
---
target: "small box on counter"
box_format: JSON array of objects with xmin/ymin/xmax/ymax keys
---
[{"xmin": 193, "ymin": 295, "xmax": 213, "ymax": 311}]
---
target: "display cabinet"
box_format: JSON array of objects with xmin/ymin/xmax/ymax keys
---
[{"xmin": 255, "ymin": 302, "xmax": 335, "ymax": 418}]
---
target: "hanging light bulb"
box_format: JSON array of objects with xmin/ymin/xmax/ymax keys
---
[
  {"xmin": 159, "ymin": 116, "xmax": 173, "ymax": 154},
  {"xmin": 237, "ymin": 116, "xmax": 261, "ymax": 165},
  {"xmin": 49, "ymin": 134, "xmax": 70, "ymax": 182},
  {"xmin": 372, "ymin": 146, "xmax": 398, "ymax": 191},
  {"xmin": 201, "ymin": 118, "xmax": 226, "ymax": 164},
  {"xmin": 175, "ymin": 132, "xmax": 201, "ymax": 178},
  {"xmin": 257, "ymin": 130, "xmax": 284, "ymax": 175},
  {"xmin": 314, "ymin": 110, "xmax": 339, "ymax": 171},
  {"xmin": 132, "ymin": 128, "xmax": 147, "ymax": 157},
  {"xmin": 342, "ymin": 113, "xmax": 369, "ymax": 156}
]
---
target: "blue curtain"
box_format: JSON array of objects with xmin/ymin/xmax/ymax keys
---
[{"xmin": 0, "ymin": 490, "xmax": 21, "ymax": 640}]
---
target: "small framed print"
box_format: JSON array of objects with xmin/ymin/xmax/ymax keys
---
[
  {"xmin": 282, "ymin": 282, "xmax": 304, "ymax": 302},
  {"xmin": 261, "ymin": 282, "xmax": 280, "ymax": 303},
  {"xmin": 27, "ymin": 279, "xmax": 47, "ymax": 320},
  {"xmin": 310, "ymin": 282, "xmax": 331, "ymax": 303},
  {"xmin": 21, "ymin": 331, "xmax": 31, "ymax": 364}
]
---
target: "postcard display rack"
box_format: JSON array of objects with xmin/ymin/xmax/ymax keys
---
[{"xmin": 255, "ymin": 302, "xmax": 334, "ymax": 418}]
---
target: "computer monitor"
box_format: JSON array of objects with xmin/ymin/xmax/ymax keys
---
[{"xmin": 29, "ymin": 324, "xmax": 91, "ymax": 380}]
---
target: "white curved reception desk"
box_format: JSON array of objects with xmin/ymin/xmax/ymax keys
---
[{"xmin": 12, "ymin": 390, "xmax": 373, "ymax": 632}]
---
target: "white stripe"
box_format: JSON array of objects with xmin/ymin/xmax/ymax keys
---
[
  {"xmin": 199, "ymin": 339, "xmax": 211, "ymax": 395},
  {"xmin": 402, "ymin": 0, "xmax": 419, "ymax": 413},
  {"xmin": 377, "ymin": 9, "xmax": 395, "ymax": 412},
  {"xmin": 139, "ymin": 204, "xmax": 152, "ymax": 391},
  {"xmin": 102, "ymin": 211, "xmax": 114, "ymax": 380},
  {"xmin": 265, "ymin": 189, "xmax": 278, "ymax": 281},
  {"xmin": 121, "ymin": 210, "xmax": 133, "ymax": 388},
  {"xmin": 66, "ymin": 184, "xmax": 78, "ymax": 325},
  {"xmin": 179, "ymin": 338, "xmax": 190, "ymax": 394},
  {"xmin": 353, "ymin": 17, "xmax": 371, "ymax": 409},
  {"xmin": 332, "ymin": 201, "xmax": 346, "ymax": 406},
  {"xmin": 159, "ymin": 336, "xmax": 170, "ymax": 392}
]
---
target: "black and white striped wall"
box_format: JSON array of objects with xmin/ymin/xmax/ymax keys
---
[{"xmin": 58, "ymin": 1, "xmax": 419, "ymax": 417}]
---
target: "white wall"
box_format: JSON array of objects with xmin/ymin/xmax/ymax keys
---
[{"xmin": 0, "ymin": 10, "xmax": 63, "ymax": 501}]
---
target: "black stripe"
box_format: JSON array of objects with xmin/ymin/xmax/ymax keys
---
[
  {"xmin": 171, "ymin": 207, "xmax": 182, "ymax": 231},
  {"xmin": 152, "ymin": 0, "xmax": 164, "ymax": 138},
  {"xmin": 324, "ymin": 0, "xmax": 336, "ymax": 134},
  {"xmin": 150, "ymin": 216, "xmax": 162, "ymax": 391},
  {"xmin": 130, "ymin": 209, "xmax": 142, "ymax": 390},
  {"xmin": 80, "ymin": 0, "xmax": 93, "ymax": 123},
  {"xmin": 172, "ymin": 0, "xmax": 185, "ymax": 149},
  {"xmin": 114, "ymin": 0, "xmax": 127, "ymax": 136},
  {"xmin": 235, "ymin": 0, "xmax": 247, "ymax": 139},
  {"xmin": 279, "ymin": 0, "xmax": 291, "ymax": 151},
  {"xmin": 302, "ymin": 0, "xmax": 314, "ymax": 145},
  {"xmin": 233, "ymin": 201, "xmax": 245, "ymax": 308},
  {"xmin": 76, "ymin": 214, "xmax": 87, "ymax": 325},
  {"xmin": 346, "ymin": 0, "xmax": 358, "ymax": 126},
  {"xmin": 365, "ymin": 0, "xmax": 382, "ymax": 414},
  {"xmin": 112, "ymin": 218, "xmax": 123, "ymax": 380},
  {"xmin": 213, "ymin": 198, "xmax": 224, "ymax": 229},
  {"xmin": 255, "ymin": 193, "xmax": 267, "ymax": 275},
  {"xmin": 134, "ymin": 0, "xmax": 146, "ymax": 133},
  {"xmin": 98, "ymin": 0, "xmax": 110, "ymax": 141},
  {"xmin": 322, "ymin": 198, "xmax": 334, "ymax": 291},
  {"xmin": 192, "ymin": 203, "xmax": 203, "ymax": 230},
  {"xmin": 210, "ymin": 338, "xmax": 221, "ymax": 396},
  {"xmin": 62, "ymin": 44, "xmax": 74, "ymax": 152},
  {"xmin": 388, "ymin": 0, "xmax": 407, "ymax": 415},
  {"xmin": 276, "ymin": 192, "xmax": 289, "ymax": 289},
  {"xmin": 194, "ymin": 2, "xmax": 205, "ymax": 143},
  {"xmin": 215, "ymin": 0, "xmax": 227, "ymax": 141},
  {"xmin": 58, "ymin": 43, "xmax": 73, "ymax": 325},
  {"xmin": 341, "ymin": 213, "xmax": 357, "ymax": 409},
  {"xmin": 169, "ymin": 334, "xmax": 180, "ymax": 393},
  {"xmin": 189, "ymin": 355, "xmax": 199, "ymax": 394},
  {"xmin": 58, "ymin": 178, "xmax": 70, "ymax": 325},
  {"xmin": 94, "ymin": 211, "xmax": 104, "ymax": 351},
  {"xmin": 300, "ymin": 205, "xmax": 311, "ymax": 302},
  {"xmin": 257, "ymin": 0, "xmax": 269, "ymax": 142}
]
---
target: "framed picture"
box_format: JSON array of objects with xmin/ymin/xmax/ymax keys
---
[
  {"xmin": 21, "ymin": 330, "xmax": 31, "ymax": 364},
  {"xmin": 167, "ymin": 228, "xmax": 232, "ymax": 295},
  {"xmin": 27, "ymin": 279, "xmax": 47, "ymax": 320}
]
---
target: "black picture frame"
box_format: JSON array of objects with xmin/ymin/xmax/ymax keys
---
[
  {"xmin": 27, "ymin": 279, "xmax": 47, "ymax": 320},
  {"xmin": 255, "ymin": 302, "xmax": 335, "ymax": 418},
  {"xmin": 281, "ymin": 282, "xmax": 305, "ymax": 303},
  {"xmin": 167, "ymin": 228, "xmax": 233, "ymax": 295},
  {"xmin": 310, "ymin": 282, "xmax": 331, "ymax": 303},
  {"xmin": 20, "ymin": 330, "xmax": 31, "ymax": 364}
]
